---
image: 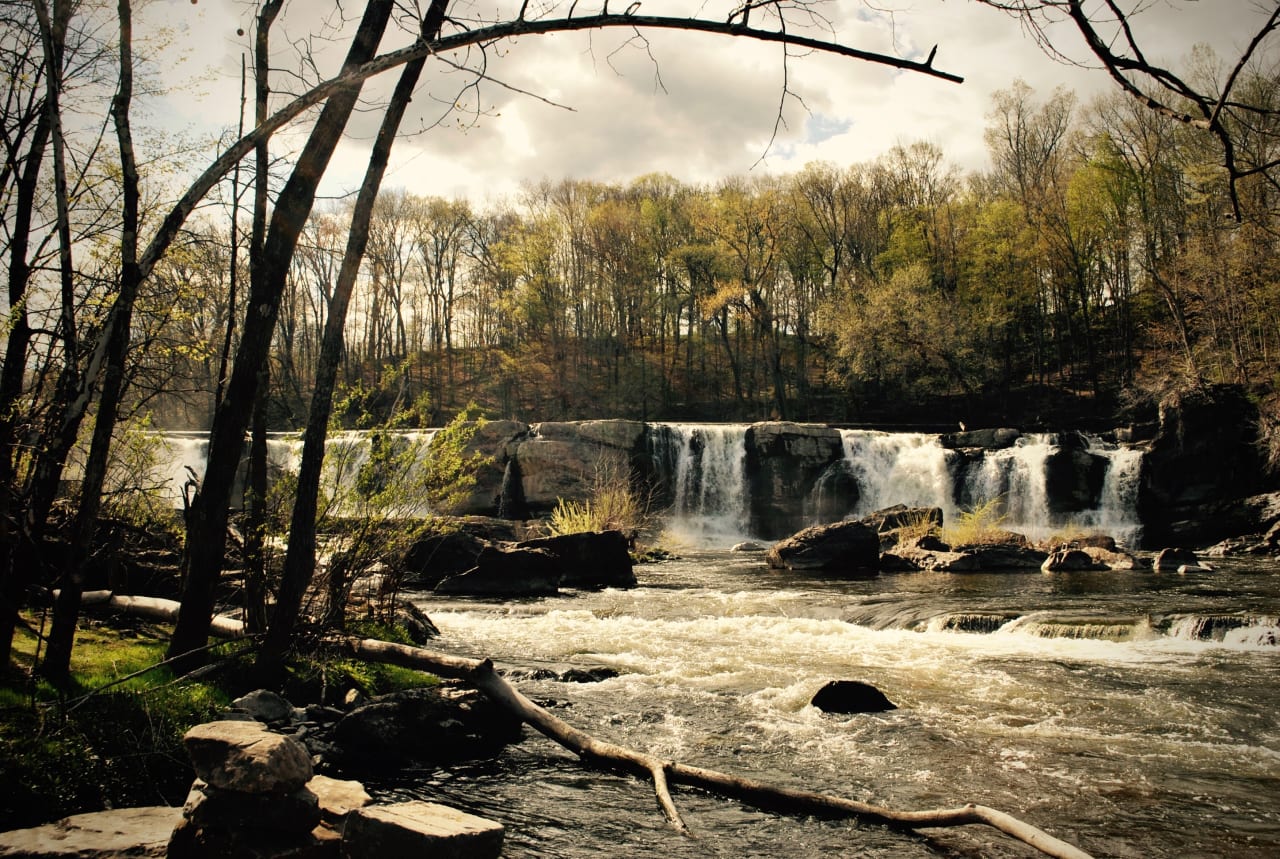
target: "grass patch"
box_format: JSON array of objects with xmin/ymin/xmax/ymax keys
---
[
  {"xmin": 942, "ymin": 498, "xmax": 1012, "ymax": 546},
  {"xmin": 1, "ymin": 616, "xmax": 235, "ymax": 830}
]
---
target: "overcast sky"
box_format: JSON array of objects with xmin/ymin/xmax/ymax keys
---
[{"xmin": 145, "ymin": 1, "xmax": 1274, "ymax": 206}]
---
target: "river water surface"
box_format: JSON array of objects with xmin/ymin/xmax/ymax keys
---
[{"xmin": 393, "ymin": 550, "xmax": 1280, "ymax": 858}]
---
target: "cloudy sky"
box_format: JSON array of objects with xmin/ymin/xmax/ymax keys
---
[{"xmin": 145, "ymin": 1, "xmax": 1273, "ymax": 206}]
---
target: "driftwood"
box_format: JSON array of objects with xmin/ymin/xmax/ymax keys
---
[
  {"xmin": 79, "ymin": 593, "xmax": 1090, "ymax": 857},
  {"xmin": 343, "ymin": 637, "xmax": 1093, "ymax": 859}
]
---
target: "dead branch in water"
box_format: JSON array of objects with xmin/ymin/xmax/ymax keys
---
[{"xmin": 342, "ymin": 636, "xmax": 1093, "ymax": 859}]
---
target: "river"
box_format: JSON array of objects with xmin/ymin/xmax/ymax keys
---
[{"xmin": 390, "ymin": 549, "xmax": 1280, "ymax": 858}]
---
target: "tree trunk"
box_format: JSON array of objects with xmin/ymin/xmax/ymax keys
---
[
  {"xmin": 42, "ymin": 0, "xmax": 142, "ymax": 682},
  {"xmin": 257, "ymin": 0, "xmax": 447, "ymax": 682},
  {"xmin": 167, "ymin": 0, "xmax": 395, "ymax": 673}
]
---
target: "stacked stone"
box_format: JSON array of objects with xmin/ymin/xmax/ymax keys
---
[{"xmin": 167, "ymin": 719, "xmax": 340, "ymax": 858}]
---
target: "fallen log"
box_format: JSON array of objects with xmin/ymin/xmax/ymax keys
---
[
  {"xmin": 342, "ymin": 637, "xmax": 1093, "ymax": 859},
  {"xmin": 79, "ymin": 590, "xmax": 246, "ymax": 638}
]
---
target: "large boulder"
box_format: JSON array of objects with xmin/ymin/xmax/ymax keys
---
[
  {"xmin": 1152, "ymin": 547, "xmax": 1200, "ymax": 572},
  {"xmin": 514, "ymin": 421, "xmax": 646, "ymax": 512},
  {"xmin": 1043, "ymin": 432, "xmax": 1109, "ymax": 516},
  {"xmin": 433, "ymin": 545, "xmax": 560, "ymax": 596},
  {"xmin": 746, "ymin": 422, "xmax": 845, "ymax": 539},
  {"xmin": 765, "ymin": 520, "xmax": 880, "ymax": 574},
  {"xmin": 449, "ymin": 420, "xmax": 529, "ymax": 516},
  {"xmin": 517, "ymin": 530, "xmax": 637, "ymax": 589},
  {"xmin": 182, "ymin": 720, "xmax": 313, "ymax": 795},
  {"xmin": 330, "ymin": 685, "xmax": 522, "ymax": 772},
  {"xmin": 1041, "ymin": 549, "xmax": 1105, "ymax": 572}
]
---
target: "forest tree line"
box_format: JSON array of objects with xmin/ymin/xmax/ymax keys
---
[{"xmin": 141, "ymin": 79, "xmax": 1280, "ymax": 430}]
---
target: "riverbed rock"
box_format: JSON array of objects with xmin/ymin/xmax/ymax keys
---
[
  {"xmin": 433, "ymin": 545, "xmax": 560, "ymax": 596},
  {"xmin": 0, "ymin": 806, "xmax": 182, "ymax": 858},
  {"xmin": 1152, "ymin": 547, "xmax": 1200, "ymax": 572},
  {"xmin": 180, "ymin": 778, "xmax": 322, "ymax": 834},
  {"xmin": 517, "ymin": 530, "xmax": 637, "ymax": 589},
  {"xmin": 1041, "ymin": 549, "xmax": 1104, "ymax": 572},
  {"xmin": 341, "ymin": 801, "xmax": 504, "ymax": 859},
  {"xmin": 953, "ymin": 542, "xmax": 1048, "ymax": 570},
  {"xmin": 182, "ymin": 720, "xmax": 314, "ymax": 795},
  {"xmin": 731, "ymin": 541, "xmax": 766, "ymax": 553},
  {"xmin": 765, "ymin": 520, "xmax": 880, "ymax": 573},
  {"xmin": 330, "ymin": 684, "xmax": 523, "ymax": 772},
  {"xmin": 811, "ymin": 680, "xmax": 897, "ymax": 714}
]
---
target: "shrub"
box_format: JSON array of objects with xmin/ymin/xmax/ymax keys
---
[{"xmin": 942, "ymin": 498, "xmax": 1011, "ymax": 546}]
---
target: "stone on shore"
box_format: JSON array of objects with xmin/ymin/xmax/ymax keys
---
[
  {"xmin": 0, "ymin": 807, "xmax": 181, "ymax": 858},
  {"xmin": 341, "ymin": 801, "xmax": 504, "ymax": 859},
  {"xmin": 182, "ymin": 720, "xmax": 314, "ymax": 794}
]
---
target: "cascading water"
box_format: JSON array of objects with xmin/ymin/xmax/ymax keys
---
[
  {"xmin": 838, "ymin": 430, "xmax": 956, "ymax": 519},
  {"xmin": 647, "ymin": 424, "xmax": 750, "ymax": 545},
  {"xmin": 831, "ymin": 429, "xmax": 1146, "ymax": 546}
]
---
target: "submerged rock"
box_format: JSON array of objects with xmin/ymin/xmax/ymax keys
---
[{"xmin": 811, "ymin": 680, "xmax": 897, "ymax": 714}]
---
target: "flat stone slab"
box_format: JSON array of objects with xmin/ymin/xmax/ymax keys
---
[
  {"xmin": 0, "ymin": 806, "xmax": 182, "ymax": 858},
  {"xmin": 341, "ymin": 801, "xmax": 503, "ymax": 859}
]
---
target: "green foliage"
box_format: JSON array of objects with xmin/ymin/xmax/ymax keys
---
[
  {"xmin": 943, "ymin": 498, "xmax": 1012, "ymax": 547},
  {"xmin": 313, "ymin": 398, "xmax": 490, "ymax": 628},
  {"xmin": 548, "ymin": 455, "xmax": 649, "ymax": 537},
  {"xmin": 1, "ymin": 621, "xmax": 232, "ymax": 830}
]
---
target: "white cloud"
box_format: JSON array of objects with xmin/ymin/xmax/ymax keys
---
[{"xmin": 140, "ymin": 0, "xmax": 1276, "ymax": 205}]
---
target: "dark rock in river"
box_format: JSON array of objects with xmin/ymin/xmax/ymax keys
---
[
  {"xmin": 811, "ymin": 680, "xmax": 897, "ymax": 714},
  {"xmin": 331, "ymin": 685, "xmax": 523, "ymax": 772},
  {"xmin": 1041, "ymin": 549, "xmax": 1105, "ymax": 572},
  {"xmin": 939, "ymin": 427, "xmax": 1021, "ymax": 450},
  {"xmin": 433, "ymin": 545, "xmax": 560, "ymax": 596},
  {"xmin": 517, "ymin": 529, "xmax": 637, "ymax": 589},
  {"xmin": 765, "ymin": 520, "xmax": 880, "ymax": 573}
]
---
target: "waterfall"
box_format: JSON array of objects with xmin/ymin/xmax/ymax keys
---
[
  {"xmin": 648, "ymin": 423, "xmax": 750, "ymax": 545},
  {"xmin": 836, "ymin": 429, "xmax": 1145, "ymax": 545},
  {"xmin": 839, "ymin": 430, "xmax": 956, "ymax": 519},
  {"xmin": 1079, "ymin": 435, "xmax": 1145, "ymax": 547},
  {"xmin": 960, "ymin": 433, "xmax": 1055, "ymax": 538}
]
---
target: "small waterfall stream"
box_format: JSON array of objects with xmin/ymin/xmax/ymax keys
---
[{"xmin": 648, "ymin": 423, "xmax": 750, "ymax": 544}]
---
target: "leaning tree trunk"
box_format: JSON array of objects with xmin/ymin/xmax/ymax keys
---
[
  {"xmin": 167, "ymin": 0, "xmax": 395, "ymax": 673},
  {"xmin": 256, "ymin": 0, "xmax": 449, "ymax": 682},
  {"xmin": 42, "ymin": 0, "xmax": 143, "ymax": 682}
]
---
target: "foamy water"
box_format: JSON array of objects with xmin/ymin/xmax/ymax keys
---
[{"xmin": 402, "ymin": 553, "xmax": 1280, "ymax": 858}]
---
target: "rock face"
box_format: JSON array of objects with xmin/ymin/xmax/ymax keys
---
[
  {"xmin": 516, "ymin": 530, "xmax": 637, "ymax": 589},
  {"xmin": 810, "ymin": 680, "xmax": 897, "ymax": 714},
  {"xmin": 746, "ymin": 422, "xmax": 845, "ymax": 538},
  {"xmin": 765, "ymin": 521, "xmax": 880, "ymax": 573},
  {"xmin": 342, "ymin": 802, "xmax": 503, "ymax": 859},
  {"xmin": 1140, "ymin": 385, "xmax": 1274, "ymax": 545},
  {"xmin": 513, "ymin": 420, "xmax": 647, "ymax": 512}
]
